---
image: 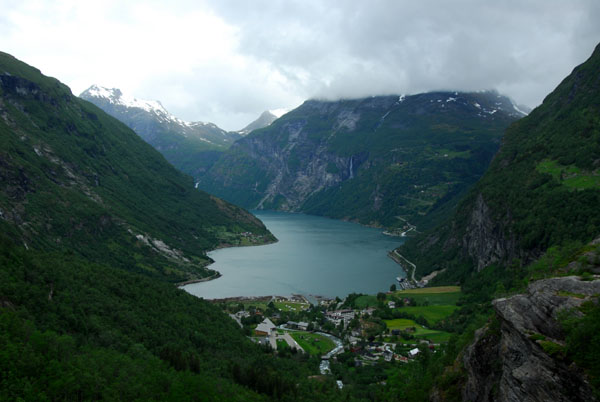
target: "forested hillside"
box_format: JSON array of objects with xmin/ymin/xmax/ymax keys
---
[
  {"xmin": 0, "ymin": 52, "xmax": 346, "ymax": 401},
  {"xmin": 401, "ymin": 43, "xmax": 600, "ymax": 282},
  {"xmin": 0, "ymin": 51, "xmax": 273, "ymax": 284}
]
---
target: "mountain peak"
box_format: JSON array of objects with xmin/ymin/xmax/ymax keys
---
[
  {"xmin": 81, "ymin": 85, "xmax": 170, "ymax": 117},
  {"xmin": 238, "ymin": 110, "xmax": 280, "ymax": 135}
]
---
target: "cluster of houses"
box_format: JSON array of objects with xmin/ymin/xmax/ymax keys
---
[
  {"xmin": 324, "ymin": 307, "xmax": 375, "ymax": 327},
  {"xmin": 234, "ymin": 297, "xmax": 437, "ymax": 367},
  {"xmin": 349, "ymin": 341, "xmax": 434, "ymax": 365}
]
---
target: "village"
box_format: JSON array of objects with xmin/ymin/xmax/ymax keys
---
[{"xmin": 214, "ymin": 286, "xmax": 461, "ymax": 381}]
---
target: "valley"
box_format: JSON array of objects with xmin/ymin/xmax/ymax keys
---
[{"xmin": 1, "ymin": 34, "xmax": 600, "ymax": 402}]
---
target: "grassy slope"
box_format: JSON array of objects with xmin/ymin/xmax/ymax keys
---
[{"xmin": 291, "ymin": 332, "xmax": 336, "ymax": 356}]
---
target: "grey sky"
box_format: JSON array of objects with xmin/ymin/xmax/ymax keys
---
[{"xmin": 1, "ymin": 0, "xmax": 599, "ymax": 130}]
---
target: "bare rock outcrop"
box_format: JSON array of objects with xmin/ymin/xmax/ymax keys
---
[{"xmin": 462, "ymin": 276, "xmax": 600, "ymax": 402}]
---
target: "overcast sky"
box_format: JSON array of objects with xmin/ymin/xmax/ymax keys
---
[{"xmin": 1, "ymin": 0, "xmax": 599, "ymax": 130}]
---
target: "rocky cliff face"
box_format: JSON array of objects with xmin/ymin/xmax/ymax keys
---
[
  {"xmin": 462, "ymin": 276, "xmax": 599, "ymax": 402},
  {"xmin": 461, "ymin": 194, "xmax": 521, "ymax": 271},
  {"xmin": 199, "ymin": 92, "xmax": 523, "ymax": 229}
]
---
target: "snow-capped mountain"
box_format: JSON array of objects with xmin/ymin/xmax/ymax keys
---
[{"xmin": 80, "ymin": 85, "xmax": 241, "ymax": 177}]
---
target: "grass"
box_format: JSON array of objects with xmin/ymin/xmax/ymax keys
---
[
  {"xmin": 384, "ymin": 318, "xmax": 452, "ymax": 343},
  {"xmin": 290, "ymin": 332, "xmax": 335, "ymax": 356},
  {"xmin": 396, "ymin": 286, "xmax": 461, "ymax": 294},
  {"xmin": 384, "ymin": 319, "xmax": 417, "ymax": 330},
  {"xmin": 536, "ymin": 159, "xmax": 600, "ymax": 189},
  {"xmin": 397, "ymin": 305, "xmax": 458, "ymax": 324},
  {"xmin": 274, "ymin": 301, "xmax": 310, "ymax": 312},
  {"xmin": 227, "ymin": 301, "xmax": 269, "ymax": 312},
  {"xmin": 393, "ymin": 286, "xmax": 462, "ymax": 306}
]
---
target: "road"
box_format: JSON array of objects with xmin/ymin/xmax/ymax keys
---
[{"xmin": 393, "ymin": 249, "xmax": 416, "ymax": 283}]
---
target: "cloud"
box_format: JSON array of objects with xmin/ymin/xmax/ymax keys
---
[{"xmin": 1, "ymin": 0, "xmax": 599, "ymax": 130}]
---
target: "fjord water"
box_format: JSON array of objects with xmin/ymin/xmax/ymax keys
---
[{"xmin": 184, "ymin": 211, "xmax": 405, "ymax": 299}]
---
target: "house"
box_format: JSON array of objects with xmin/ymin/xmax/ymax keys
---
[
  {"xmin": 409, "ymin": 348, "xmax": 420, "ymax": 358},
  {"xmin": 255, "ymin": 317, "xmax": 276, "ymax": 336},
  {"xmin": 391, "ymin": 329, "xmax": 401, "ymax": 336},
  {"xmin": 360, "ymin": 307, "xmax": 375, "ymax": 316},
  {"xmin": 325, "ymin": 309, "xmax": 355, "ymax": 324},
  {"xmin": 297, "ymin": 321, "xmax": 309, "ymax": 331},
  {"xmin": 387, "ymin": 301, "xmax": 396, "ymax": 309}
]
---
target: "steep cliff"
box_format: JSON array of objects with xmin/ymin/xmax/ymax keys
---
[
  {"xmin": 199, "ymin": 92, "xmax": 524, "ymax": 229},
  {"xmin": 461, "ymin": 276, "xmax": 599, "ymax": 402},
  {"xmin": 403, "ymin": 43, "xmax": 600, "ymax": 279}
]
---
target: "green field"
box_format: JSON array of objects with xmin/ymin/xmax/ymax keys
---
[
  {"xmin": 384, "ymin": 319, "xmax": 417, "ymax": 330},
  {"xmin": 274, "ymin": 301, "xmax": 310, "ymax": 312},
  {"xmin": 536, "ymin": 159, "xmax": 600, "ymax": 189},
  {"xmin": 290, "ymin": 332, "xmax": 335, "ymax": 356},
  {"xmin": 397, "ymin": 305, "xmax": 458, "ymax": 324},
  {"xmin": 396, "ymin": 286, "xmax": 461, "ymax": 294},
  {"xmin": 394, "ymin": 286, "xmax": 462, "ymax": 306},
  {"xmin": 384, "ymin": 318, "xmax": 452, "ymax": 343}
]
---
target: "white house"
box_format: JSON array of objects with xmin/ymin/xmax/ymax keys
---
[{"xmin": 255, "ymin": 317, "xmax": 276, "ymax": 336}]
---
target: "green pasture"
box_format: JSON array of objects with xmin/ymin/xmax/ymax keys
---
[{"xmin": 290, "ymin": 332, "xmax": 335, "ymax": 356}]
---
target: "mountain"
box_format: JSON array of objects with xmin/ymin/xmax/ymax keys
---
[
  {"xmin": 197, "ymin": 91, "xmax": 525, "ymax": 230},
  {"xmin": 0, "ymin": 52, "xmax": 344, "ymax": 401},
  {"xmin": 238, "ymin": 110, "xmax": 279, "ymax": 135},
  {"xmin": 0, "ymin": 54, "xmax": 273, "ymax": 284},
  {"xmin": 401, "ymin": 43, "xmax": 600, "ymax": 283},
  {"xmin": 80, "ymin": 85, "xmax": 241, "ymax": 177}
]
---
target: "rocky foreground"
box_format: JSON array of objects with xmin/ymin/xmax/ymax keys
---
[{"xmin": 462, "ymin": 276, "xmax": 599, "ymax": 402}]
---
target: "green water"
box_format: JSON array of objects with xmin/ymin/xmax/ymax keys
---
[{"xmin": 184, "ymin": 211, "xmax": 405, "ymax": 299}]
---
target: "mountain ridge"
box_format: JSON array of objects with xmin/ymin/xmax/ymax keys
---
[
  {"xmin": 80, "ymin": 85, "xmax": 242, "ymax": 177},
  {"xmin": 197, "ymin": 90, "xmax": 525, "ymax": 230},
  {"xmin": 400, "ymin": 42, "xmax": 600, "ymax": 283}
]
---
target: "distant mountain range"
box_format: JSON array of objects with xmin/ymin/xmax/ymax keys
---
[
  {"xmin": 197, "ymin": 91, "xmax": 526, "ymax": 230},
  {"xmin": 80, "ymin": 85, "xmax": 280, "ymax": 177}
]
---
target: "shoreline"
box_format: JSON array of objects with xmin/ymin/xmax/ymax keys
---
[
  {"xmin": 179, "ymin": 236, "xmax": 279, "ymax": 288},
  {"xmin": 177, "ymin": 272, "xmax": 222, "ymax": 287},
  {"xmin": 388, "ymin": 248, "xmax": 417, "ymax": 288}
]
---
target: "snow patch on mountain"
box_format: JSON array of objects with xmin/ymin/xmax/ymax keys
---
[
  {"xmin": 84, "ymin": 85, "xmax": 200, "ymax": 128},
  {"xmin": 269, "ymin": 108, "xmax": 289, "ymax": 118}
]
